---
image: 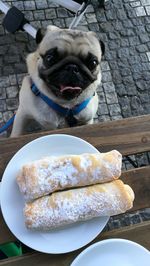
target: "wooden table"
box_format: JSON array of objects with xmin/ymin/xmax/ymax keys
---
[{"xmin": 0, "ymin": 115, "xmax": 150, "ymax": 265}]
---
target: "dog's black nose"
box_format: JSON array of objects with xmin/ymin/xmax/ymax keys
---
[{"xmin": 65, "ymin": 64, "xmax": 79, "ymax": 74}]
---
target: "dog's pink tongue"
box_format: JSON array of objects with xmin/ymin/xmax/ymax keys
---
[{"xmin": 60, "ymin": 85, "xmax": 81, "ymax": 92}]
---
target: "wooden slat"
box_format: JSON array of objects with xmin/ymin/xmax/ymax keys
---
[
  {"xmin": 0, "ymin": 221, "xmax": 150, "ymax": 266},
  {"xmin": 121, "ymin": 166, "xmax": 150, "ymax": 212},
  {"xmin": 0, "ymin": 166, "xmax": 149, "ymax": 245},
  {"xmin": 99, "ymin": 220, "xmax": 150, "ymax": 248},
  {"xmin": 0, "ymin": 115, "xmax": 150, "ymax": 177},
  {"xmin": 0, "ymin": 251, "xmax": 76, "ymax": 266}
]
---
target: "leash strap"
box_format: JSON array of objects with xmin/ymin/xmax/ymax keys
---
[
  {"xmin": 31, "ymin": 83, "xmax": 93, "ymax": 126},
  {"xmin": 72, "ymin": 97, "xmax": 92, "ymax": 115},
  {"xmin": 0, "ymin": 83, "xmax": 93, "ymax": 133},
  {"xmin": 0, "ymin": 114, "xmax": 16, "ymax": 134},
  {"xmin": 31, "ymin": 83, "xmax": 69, "ymax": 116}
]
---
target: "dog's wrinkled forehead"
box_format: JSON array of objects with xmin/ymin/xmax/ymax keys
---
[{"xmin": 38, "ymin": 27, "xmax": 101, "ymax": 60}]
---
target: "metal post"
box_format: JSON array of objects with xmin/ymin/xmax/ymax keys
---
[
  {"xmin": 0, "ymin": 0, "xmax": 98, "ymax": 37},
  {"xmin": 0, "ymin": 0, "xmax": 37, "ymax": 38},
  {"xmin": 69, "ymin": 2, "xmax": 87, "ymax": 29},
  {"xmin": 54, "ymin": 0, "xmax": 81, "ymax": 13}
]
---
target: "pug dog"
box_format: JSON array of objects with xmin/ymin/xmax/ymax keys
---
[{"xmin": 10, "ymin": 25, "xmax": 104, "ymax": 137}]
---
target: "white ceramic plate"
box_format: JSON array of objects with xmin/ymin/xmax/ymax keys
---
[
  {"xmin": 71, "ymin": 238, "xmax": 150, "ymax": 266},
  {"xmin": 0, "ymin": 134, "xmax": 109, "ymax": 254}
]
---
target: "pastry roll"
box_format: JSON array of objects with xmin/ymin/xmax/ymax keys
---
[
  {"xmin": 17, "ymin": 150, "xmax": 122, "ymax": 202},
  {"xmin": 24, "ymin": 180, "xmax": 134, "ymax": 230}
]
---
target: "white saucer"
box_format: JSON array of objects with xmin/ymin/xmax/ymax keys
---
[
  {"xmin": 0, "ymin": 134, "xmax": 109, "ymax": 254},
  {"xmin": 71, "ymin": 238, "xmax": 150, "ymax": 266}
]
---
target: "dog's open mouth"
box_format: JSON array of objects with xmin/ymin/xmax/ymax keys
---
[
  {"xmin": 57, "ymin": 84, "xmax": 83, "ymax": 100},
  {"xmin": 60, "ymin": 85, "xmax": 81, "ymax": 93},
  {"xmin": 59, "ymin": 85, "xmax": 82, "ymax": 98}
]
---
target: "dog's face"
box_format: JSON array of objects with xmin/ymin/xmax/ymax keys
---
[{"xmin": 29, "ymin": 26, "xmax": 104, "ymax": 101}]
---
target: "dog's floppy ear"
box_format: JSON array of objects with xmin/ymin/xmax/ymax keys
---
[
  {"xmin": 36, "ymin": 25, "xmax": 60, "ymax": 44},
  {"xmin": 36, "ymin": 28, "xmax": 46, "ymax": 44},
  {"xmin": 100, "ymin": 40, "xmax": 105, "ymax": 56},
  {"xmin": 87, "ymin": 31, "xmax": 105, "ymax": 56}
]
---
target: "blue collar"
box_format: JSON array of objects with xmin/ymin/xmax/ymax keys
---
[{"xmin": 31, "ymin": 83, "xmax": 93, "ymax": 127}]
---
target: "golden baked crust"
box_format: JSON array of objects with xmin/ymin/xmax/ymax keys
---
[
  {"xmin": 24, "ymin": 180, "xmax": 134, "ymax": 230},
  {"xmin": 17, "ymin": 150, "xmax": 122, "ymax": 202}
]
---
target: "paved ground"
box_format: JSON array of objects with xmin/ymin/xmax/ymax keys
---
[{"xmin": 0, "ymin": 0, "xmax": 150, "ymax": 232}]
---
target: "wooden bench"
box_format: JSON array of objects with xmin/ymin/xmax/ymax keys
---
[{"xmin": 0, "ymin": 114, "xmax": 150, "ymax": 265}]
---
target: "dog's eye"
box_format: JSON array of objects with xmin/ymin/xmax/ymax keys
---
[
  {"xmin": 89, "ymin": 59, "xmax": 98, "ymax": 70},
  {"xmin": 44, "ymin": 54, "xmax": 55, "ymax": 67}
]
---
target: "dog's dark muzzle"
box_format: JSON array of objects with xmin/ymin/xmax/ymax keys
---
[
  {"xmin": 64, "ymin": 64, "xmax": 80, "ymax": 75},
  {"xmin": 39, "ymin": 56, "xmax": 97, "ymax": 83},
  {"xmin": 38, "ymin": 56, "xmax": 98, "ymax": 100}
]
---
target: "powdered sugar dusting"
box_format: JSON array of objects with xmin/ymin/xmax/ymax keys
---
[
  {"xmin": 80, "ymin": 155, "xmax": 92, "ymax": 170},
  {"xmin": 37, "ymin": 157, "xmax": 79, "ymax": 191},
  {"xmin": 24, "ymin": 180, "xmax": 133, "ymax": 230},
  {"xmin": 17, "ymin": 151, "xmax": 122, "ymax": 202}
]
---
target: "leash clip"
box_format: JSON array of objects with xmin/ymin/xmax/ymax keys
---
[{"xmin": 76, "ymin": 0, "xmax": 91, "ymax": 16}]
